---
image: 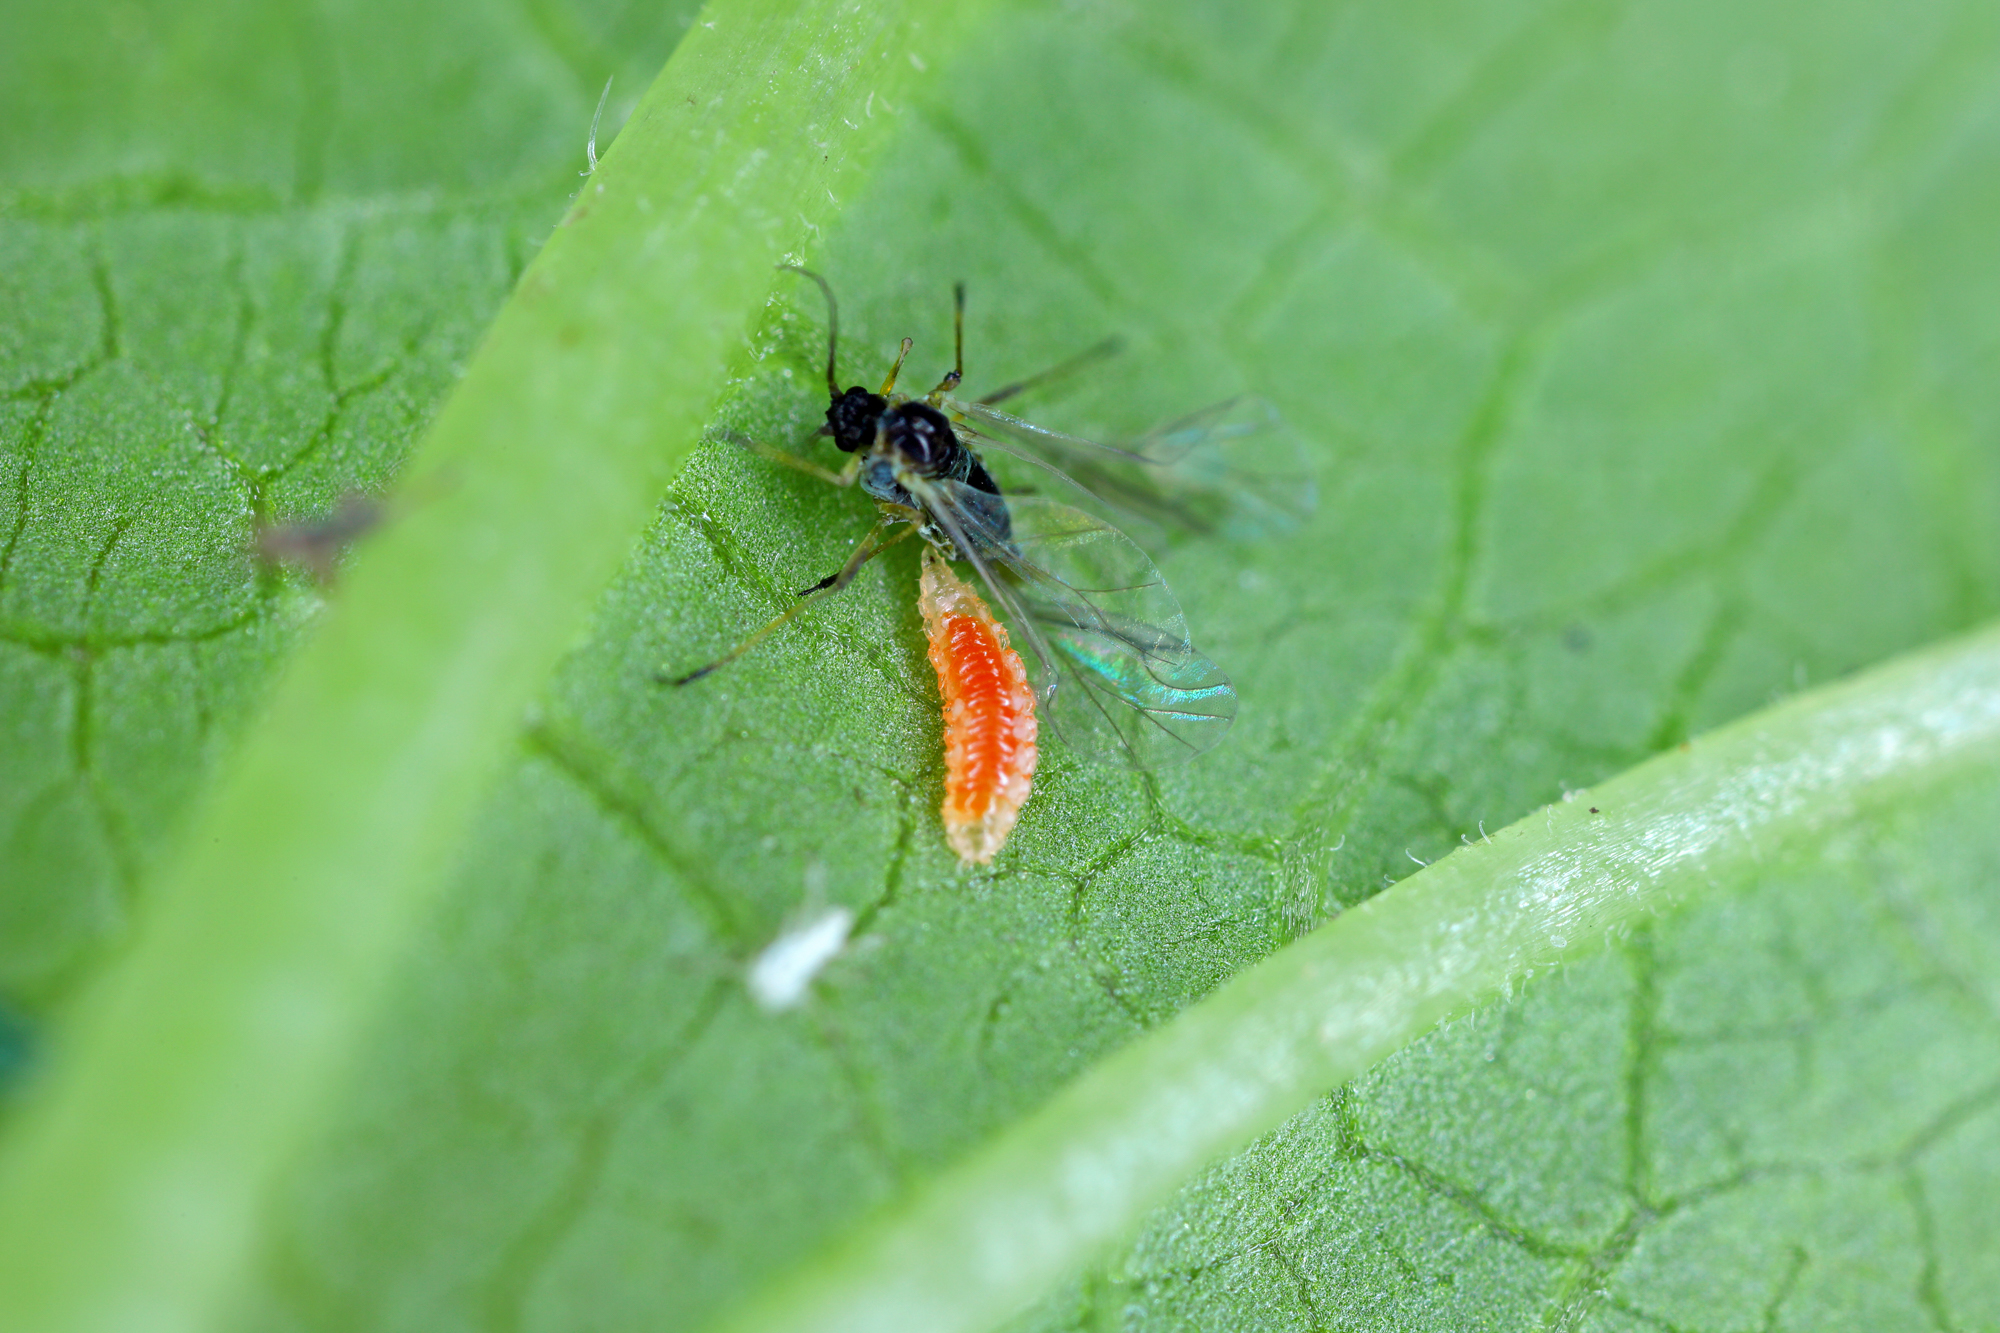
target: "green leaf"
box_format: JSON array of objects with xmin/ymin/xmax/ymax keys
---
[
  {"xmin": 711, "ymin": 626, "xmax": 2000, "ymax": 1333},
  {"xmin": 4, "ymin": 2, "xmax": 2000, "ymax": 1333},
  {"xmin": 0, "ymin": 0, "xmax": 996, "ymax": 1328}
]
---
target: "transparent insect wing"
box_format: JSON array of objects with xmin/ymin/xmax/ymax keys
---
[
  {"xmin": 941, "ymin": 392, "xmax": 1315, "ymax": 545},
  {"xmin": 1137, "ymin": 395, "xmax": 1318, "ymax": 543},
  {"xmin": 1135, "ymin": 393, "xmax": 1280, "ymax": 464},
  {"xmin": 918, "ymin": 483, "xmax": 1237, "ymax": 769}
]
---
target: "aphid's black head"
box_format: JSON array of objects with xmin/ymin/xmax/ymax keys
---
[
  {"xmin": 825, "ymin": 387, "xmax": 887, "ymax": 453},
  {"xmin": 880, "ymin": 402, "xmax": 959, "ymax": 473}
]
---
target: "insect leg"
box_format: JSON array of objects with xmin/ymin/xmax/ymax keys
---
[
  {"xmin": 797, "ymin": 521, "xmax": 915, "ymax": 595},
  {"xmin": 927, "ymin": 282, "xmax": 965, "ymax": 401},
  {"xmin": 878, "ymin": 337, "xmax": 914, "ymax": 394},
  {"xmin": 975, "ymin": 335, "xmax": 1124, "ymax": 407},
  {"xmin": 722, "ymin": 431, "xmax": 862, "ymax": 488},
  {"xmin": 663, "ymin": 518, "xmax": 905, "ymax": 686}
]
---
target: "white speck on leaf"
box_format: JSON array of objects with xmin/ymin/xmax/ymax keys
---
[
  {"xmin": 582, "ymin": 75, "xmax": 613, "ymax": 175},
  {"xmin": 747, "ymin": 906, "xmax": 855, "ymax": 1012}
]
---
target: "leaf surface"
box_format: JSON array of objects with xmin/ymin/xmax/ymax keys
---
[{"xmin": 2, "ymin": 0, "xmax": 1999, "ymax": 1331}]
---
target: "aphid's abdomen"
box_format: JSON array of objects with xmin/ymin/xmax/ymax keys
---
[{"xmin": 919, "ymin": 546, "xmax": 1037, "ymax": 863}]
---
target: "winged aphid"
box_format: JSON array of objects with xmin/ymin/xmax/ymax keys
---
[{"xmin": 670, "ymin": 268, "xmax": 1303, "ymax": 858}]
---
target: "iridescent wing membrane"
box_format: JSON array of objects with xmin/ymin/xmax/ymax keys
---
[
  {"xmin": 941, "ymin": 392, "xmax": 1317, "ymax": 546},
  {"xmin": 909, "ymin": 480, "xmax": 1236, "ymax": 769},
  {"xmin": 710, "ymin": 274, "xmax": 1316, "ymax": 769}
]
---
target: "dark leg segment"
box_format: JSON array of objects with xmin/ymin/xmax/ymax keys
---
[
  {"xmin": 795, "ymin": 522, "xmax": 914, "ymax": 595},
  {"xmin": 663, "ymin": 520, "xmax": 912, "ymax": 685},
  {"xmin": 723, "ymin": 431, "xmax": 861, "ymax": 487},
  {"xmin": 928, "ymin": 282, "xmax": 966, "ymax": 401},
  {"xmin": 976, "ymin": 335, "xmax": 1124, "ymax": 407}
]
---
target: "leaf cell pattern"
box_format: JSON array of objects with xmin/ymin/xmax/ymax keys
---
[{"xmin": 3, "ymin": 0, "xmax": 1999, "ymax": 1330}]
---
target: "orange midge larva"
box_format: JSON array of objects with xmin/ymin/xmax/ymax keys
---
[{"xmin": 918, "ymin": 545, "xmax": 1037, "ymax": 864}]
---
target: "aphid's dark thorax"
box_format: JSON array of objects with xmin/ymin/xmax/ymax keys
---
[
  {"xmin": 880, "ymin": 403, "xmax": 998, "ymax": 495},
  {"xmin": 878, "ymin": 402, "xmax": 960, "ymax": 472},
  {"xmin": 825, "ymin": 387, "xmax": 887, "ymax": 453},
  {"xmin": 877, "ymin": 402, "xmax": 1013, "ymax": 545}
]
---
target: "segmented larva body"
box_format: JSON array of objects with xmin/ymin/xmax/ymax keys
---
[{"xmin": 918, "ymin": 545, "xmax": 1038, "ymax": 864}]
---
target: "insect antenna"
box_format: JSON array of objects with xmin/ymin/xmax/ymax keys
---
[{"xmin": 779, "ymin": 264, "xmax": 842, "ymax": 396}]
